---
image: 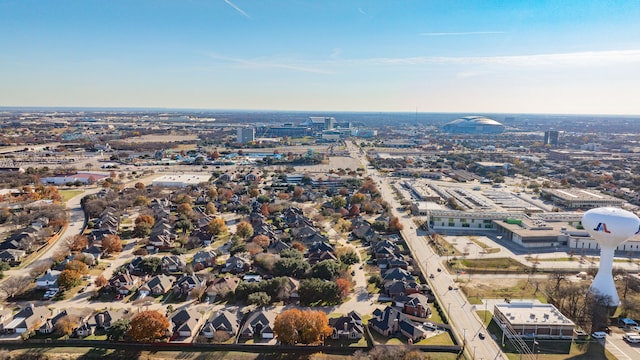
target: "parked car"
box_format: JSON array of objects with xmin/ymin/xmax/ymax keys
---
[{"xmin": 623, "ymin": 333, "xmax": 640, "ymax": 343}]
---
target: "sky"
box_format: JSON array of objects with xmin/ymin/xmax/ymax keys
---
[{"xmin": 1, "ymin": 0, "xmax": 640, "ymax": 114}]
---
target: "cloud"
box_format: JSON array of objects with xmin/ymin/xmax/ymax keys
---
[
  {"xmin": 223, "ymin": 0, "xmax": 250, "ymax": 19},
  {"xmin": 420, "ymin": 31, "xmax": 505, "ymax": 36},
  {"xmin": 207, "ymin": 53, "xmax": 333, "ymax": 74},
  {"xmin": 352, "ymin": 49, "xmax": 640, "ymax": 67},
  {"xmin": 358, "ymin": 7, "xmax": 367, "ymax": 15}
]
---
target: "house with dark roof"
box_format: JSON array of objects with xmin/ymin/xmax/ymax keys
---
[
  {"xmin": 329, "ymin": 311, "xmax": 364, "ymax": 340},
  {"xmin": 192, "ymin": 250, "xmax": 217, "ymax": 270},
  {"xmin": 399, "ymin": 293, "xmax": 431, "ymax": 319},
  {"xmin": 224, "ymin": 254, "xmax": 251, "ymax": 274},
  {"xmin": 382, "ymin": 268, "xmax": 415, "ymax": 284},
  {"xmin": 139, "ymin": 274, "xmax": 175, "ymax": 297},
  {"xmin": 109, "ymin": 270, "xmax": 142, "ymax": 295},
  {"xmin": 76, "ymin": 309, "xmax": 128, "ymax": 337},
  {"xmin": 4, "ymin": 304, "xmax": 50, "ymax": 334},
  {"xmin": 201, "ymin": 310, "xmax": 239, "ymax": 339},
  {"xmin": 0, "ymin": 249, "xmax": 26, "ymax": 264},
  {"xmin": 174, "ymin": 274, "xmax": 205, "ymax": 295},
  {"xmin": 206, "ymin": 276, "xmax": 240, "ymax": 301},
  {"xmin": 369, "ymin": 306, "xmax": 425, "ymax": 342},
  {"xmin": 161, "ymin": 255, "xmax": 186, "ymax": 273},
  {"xmin": 239, "ymin": 309, "xmax": 276, "ymax": 339},
  {"xmin": 170, "ymin": 308, "xmax": 202, "ymax": 339}
]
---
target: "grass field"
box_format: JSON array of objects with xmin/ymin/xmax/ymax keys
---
[
  {"xmin": 60, "ymin": 189, "xmax": 84, "ymax": 202},
  {"xmin": 460, "ymin": 279, "xmax": 547, "ymax": 302},
  {"xmin": 451, "ymin": 257, "xmax": 530, "ymax": 272}
]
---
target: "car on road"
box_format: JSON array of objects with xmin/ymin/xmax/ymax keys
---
[
  {"xmin": 478, "ymin": 332, "xmax": 485, "ymax": 340},
  {"xmin": 591, "ymin": 331, "xmax": 607, "ymax": 339},
  {"xmin": 623, "ymin": 333, "xmax": 640, "ymax": 343}
]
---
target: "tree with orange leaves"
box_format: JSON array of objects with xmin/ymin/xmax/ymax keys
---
[
  {"xmin": 252, "ymin": 234, "xmax": 270, "ymax": 248},
  {"xmin": 273, "ymin": 309, "xmax": 332, "ymax": 345},
  {"xmin": 102, "ymin": 234, "xmax": 123, "ymax": 254},
  {"xmin": 336, "ymin": 278, "xmax": 350, "ymax": 300},
  {"xmin": 127, "ymin": 310, "xmax": 169, "ymax": 343},
  {"xmin": 389, "ymin": 216, "xmax": 404, "ymax": 232}
]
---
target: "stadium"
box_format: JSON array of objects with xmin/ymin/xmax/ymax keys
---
[{"xmin": 441, "ymin": 116, "xmax": 505, "ymax": 134}]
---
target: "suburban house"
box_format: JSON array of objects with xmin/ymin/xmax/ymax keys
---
[
  {"xmin": 369, "ymin": 306, "xmax": 426, "ymax": 343},
  {"xmin": 201, "ymin": 310, "xmax": 239, "ymax": 339},
  {"xmin": 239, "ymin": 309, "xmax": 276, "ymax": 339},
  {"xmin": 191, "ymin": 250, "xmax": 217, "ymax": 270},
  {"xmin": 76, "ymin": 309, "xmax": 128, "ymax": 337},
  {"xmin": 108, "ymin": 270, "xmax": 141, "ymax": 295},
  {"xmin": 0, "ymin": 249, "xmax": 26, "ymax": 264},
  {"xmin": 397, "ymin": 293, "xmax": 432, "ymax": 319},
  {"xmin": 329, "ymin": 311, "xmax": 364, "ymax": 340},
  {"xmin": 36, "ymin": 270, "xmax": 60, "ymax": 289},
  {"xmin": 161, "ymin": 255, "xmax": 185, "ymax": 273},
  {"xmin": 224, "ymin": 254, "xmax": 251, "ymax": 274},
  {"xmin": 206, "ymin": 276, "xmax": 240, "ymax": 301},
  {"xmin": 139, "ymin": 274, "xmax": 175, "ymax": 297},
  {"xmin": 170, "ymin": 308, "xmax": 202, "ymax": 339},
  {"xmin": 4, "ymin": 304, "xmax": 50, "ymax": 334},
  {"xmin": 174, "ymin": 274, "xmax": 205, "ymax": 296}
]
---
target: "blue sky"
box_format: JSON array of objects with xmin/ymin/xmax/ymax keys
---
[{"xmin": 1, "ymin": 0, "xmax": 640, "ymax": 114}]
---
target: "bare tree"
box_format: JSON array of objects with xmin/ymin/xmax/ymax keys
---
[{"xmin": 0, "ymin": 276, "xmax": 32, "ymax": 299}]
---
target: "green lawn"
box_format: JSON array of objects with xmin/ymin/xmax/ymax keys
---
[
  {"xmin": 60, "ymin": 189, "xmax": 85, "ymax": 202},
  {"xmin": 418, "ymin": 332, "xmax": 455, "ymax": 346},
  {"xmin": 476, "ymin": 310, "xmax": 492, "ymax": 327}
]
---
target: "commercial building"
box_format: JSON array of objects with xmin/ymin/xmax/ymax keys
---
[
  {"xmin": 494, "ymin": 302, "xmax": 575, "ymax": 339},
  {"xmin": 441, "ymin": 116, "xmax": 505, "ymax": 134},
  {"xmin": 41, "ymin": 172, "xmax": 108, "ymax": 185},
  {"xmin": 544, "ymin": 130, "xmax": 559, "ymax": 146},
  {"xmin": 237, "ymin": 127, "xmax": 255, "ymax": 144},
  {"xmin": 540, "ymin": 188, "xmax": 624, "ymax": 210},
  {"xmin": 152, "ymin": 174, "xmax": 211, "ymax": 188}
]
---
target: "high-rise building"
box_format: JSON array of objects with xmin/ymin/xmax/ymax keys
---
[
  {"xmin": 544, "ymin": 130, "xmax": 559, "ymax": 145},
  {"xmin": 237, "ymin": 127, "xmax": 255, "ymax": 144}
]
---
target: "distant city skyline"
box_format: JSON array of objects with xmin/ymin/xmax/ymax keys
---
[{"xmin": 1, "ymin": 1, "xmax": 640, "ymax": 115}]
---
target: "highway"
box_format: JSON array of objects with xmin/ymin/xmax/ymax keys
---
[{"xmin": 346, "ymin": 141, "xmax": 508, "ymax": 360}]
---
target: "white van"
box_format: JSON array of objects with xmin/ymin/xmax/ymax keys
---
[{"xmin": 623, "ymin": 333, "xmax": 640, "ymax": 343}]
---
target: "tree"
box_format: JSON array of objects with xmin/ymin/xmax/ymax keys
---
[
  {"xmin": 94, "ymin": 274, "xmax": 108, "ymax": 287},
  {"xmin": 0, "ymin": 276, "xmax": 31, "ymax": 299},
  {"xmin": 139, "ymin": 256, "xmax": 163, "ymax": 274},
  {"xmin": 340, "ymin": 250, "xmax": 359, "ymax": 265},
  {"xmin": 135, "ymin": 214, "xmax": 155, "ymax": 226},
  {"xmin": 133, "ymin": 221, "xmax": 152, "ymax": 238},
  {"xmin": 389, "ymin": 216, "xmax": 404, "ymax": 232},
  {"xmin": 58, "ymin": 269, "xmax": 82, "ymax": 289},
  {"xmin": 54, "ymin": 315, "xmax": 79, "ymax": 336},
  {"xmin": 127, "ymin": 310, "xmax": 169, "ymax": 342},
  {"xmin": 311, "ymin": 260, "xmax": 340, "ymax": 280},
  {"xmin": 336, "ymin": 278, "xmax": 350, "ymax": 300},
  {"xmin": 275, "ymin": 257, "xmax": 310, "ymax": 278},
  {"xmin": 102, "ymin": 234, "xmax": 123, "ymax": 254},
  {"xmin": 176, "ymin": 203, "xmax": 193, "ymax": 216},
  {"xmin": 273, "ymin": 309, "xmax": 332, "ymax": 345},
  {"xmin": 252, "ymin": 234, "xmax": 270, "ymax": 248},
  {"xmin": 247, "ymin": 291, "xmax": 271, "ymax": 307},
  {"xmin": 134, "ymin": 195, "xmax": 150, "ymax": 207},
  {"xmin": 260, "ymin": 203, "xmax": 270, "ymax": 216},
  {"xmin": 65, "ymin": 260, "xmax": 89, "ymax": 275},
  {"xmin": 235, "ymin": 221, "xmax": 254, "ymax": 239},
  {"xmin": 350, "ymin": 193, "xmax": 366, "ymax": 204},
  {"xmin": 331, "ymin": 195, "xmax": 346, "ymax": 209},
  {"xmin": 207, "ymin": 217, "xmax": 228, "ymax": 237},
  {"xmin": 134, "ymin": 182, "xmax": 145, "ymax": 190},
  {"xmin": 107, "ymin": 319, "xmax": 130, "ymax": 341},
  {"xmin": 68, "ymin": 234, "xmax": 88, "ymax": 252},
  {"xmin": 299, "ymin": 278, "xmax": 340, "ymax": 305},
  {"xmin": 205, "ymin": 202, "xmax": 217, "ymax": 215},
  {"xmin": 348, "ymin": 204, "xmax": 360, "ymax": 217}
]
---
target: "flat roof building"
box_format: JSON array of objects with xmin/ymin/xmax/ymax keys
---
[
  {"xmin": 152, "ymin": 174, "xmax": 211, "ymax": 188},
  {"xmin": 541, "ymin": 188, "xmax": 624, "ymax": 210},
  {"xmin": 493, "ymin": 302, "xmax": 575, "ymax": 340}
]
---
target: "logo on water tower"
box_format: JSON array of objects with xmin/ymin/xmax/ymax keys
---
[{"xmin": 593, "ymin": 223, "xmax": 611, "ymax": 233}]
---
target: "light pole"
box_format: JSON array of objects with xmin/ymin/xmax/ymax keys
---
[
  {"xmin": 463, "ymin": 328, "xmax": 467, "ymax": 349},
  {"xmin": 473, "ymin": 346, "xmax": 477, "ymax": 360}
]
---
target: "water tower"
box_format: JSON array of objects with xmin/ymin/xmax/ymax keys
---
[{"xmin": 582, "ymin": 207, "xmax": 640, "ymax": 307}]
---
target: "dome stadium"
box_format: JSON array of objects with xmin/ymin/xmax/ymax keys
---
[{"xmin": 441, "ymin": 116, "xmax": 505, "ymax": 134}]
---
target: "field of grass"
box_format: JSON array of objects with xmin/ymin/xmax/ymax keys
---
[
  {"xmin": 452, "ymin": 257, "xmax": 530, "ymax": 272},
  {"xmin": 60, "ymin": 189, "xmax": 85, "ymax": 202},
  {"xmin": 460, "ymin": 279, "xmax": 547, "ymax": 303},
  {"xmin": 476, "ymin": 310, "xmax": 492, "ymax": 327},
  {"xmin": 418, "ymin": 332, "xmax": 455, "ymax": 346}
]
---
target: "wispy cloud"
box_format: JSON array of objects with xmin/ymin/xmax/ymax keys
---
[
  {"xmin": 352, "ymin": 50, "xmax": 640, "ymax": 67},
  {"xmin": 207, "ymin": 53, "xmax": 333, "ymax": 74},
  {"xmin": 420, "ymin": 31, "xmax": 504, "ymax": 36},
  {"xmin": 358, "ymin": 7, "xmax": 367, "ymax": 15},
  {"xmin": 223, "ymin": 0, "xmax": 250, "ymax": 19}
]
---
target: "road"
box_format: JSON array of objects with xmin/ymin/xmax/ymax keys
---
[{"xmin": 346, "ymin": 141, "xmax": 508, "ymax": 360}]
